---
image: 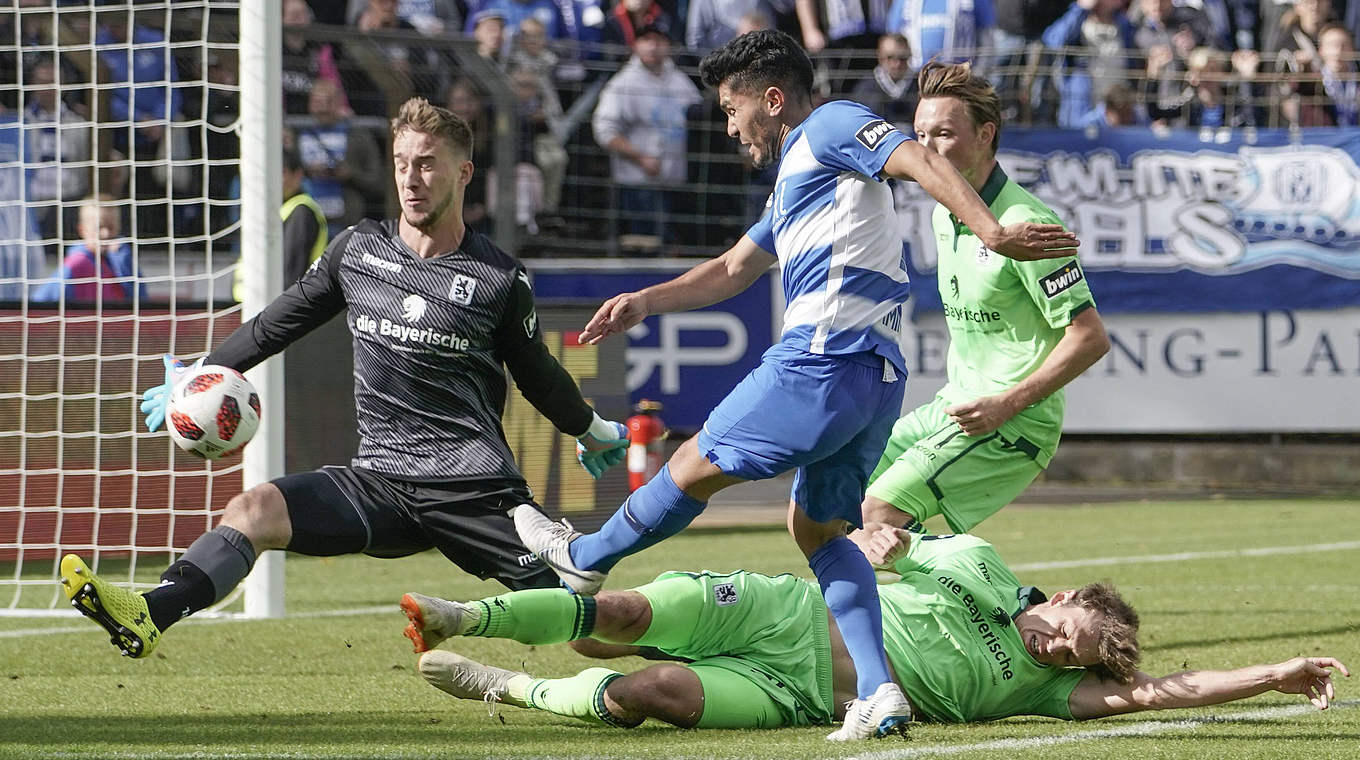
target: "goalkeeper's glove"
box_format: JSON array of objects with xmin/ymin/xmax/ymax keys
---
[
  {"xmin": 139, "ymin": 354, "xmax": 203, "ymax": 432},
  {"xmin": 575, "ymin": 412, "xmax": 629, "ymax": 479}
]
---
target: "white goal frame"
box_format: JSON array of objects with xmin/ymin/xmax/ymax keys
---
[{"xmin": 0, "ymin": 0, "xmax": 284, "ymax": 619}]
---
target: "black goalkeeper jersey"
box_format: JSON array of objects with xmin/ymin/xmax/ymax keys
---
[{"xmin": 209, "ymin": 219, "xmax": 594, "ymax": 483}]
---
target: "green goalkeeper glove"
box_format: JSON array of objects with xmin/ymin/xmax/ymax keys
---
[
  {"xmin": 576, "ymin": 413, "xmax": 629, "ymax": 479},
  {"xmin": 139, "ymin": 354, "xmax": 203, "ymax": 432}
]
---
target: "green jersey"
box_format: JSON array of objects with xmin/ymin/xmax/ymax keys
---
[
  {"xmin": 880, "ymin": 533, "xmax": 1084, "ymax": 723},
  {"xmin": 930, "ymin": 166, "xmax": 1094, "ymax": 465}
]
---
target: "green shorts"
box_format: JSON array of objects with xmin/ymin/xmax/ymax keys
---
[
  {"xmin": 634, "ymin": 570, "xmax": 834, "ymax": 728},
  {"xmin": 865, "ymin": 395, "xmax": 1052, "ymax": 533}
]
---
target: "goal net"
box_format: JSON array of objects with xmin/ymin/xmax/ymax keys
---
[{"xmin": 0, "ymin": 0, "xmax": 279, "ymax": 616}]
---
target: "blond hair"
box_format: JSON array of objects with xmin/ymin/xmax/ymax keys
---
[
  {"xmin": 917, "ymin": 60, "xmax": 1002, "ymax": 154},
  {"xmin": 390, "ymin": 97, "xmax": 474, "ymax": 158},
  {"xmin": 1072, "ymin": 582, "xmax": 1141, "ymax": 684}
]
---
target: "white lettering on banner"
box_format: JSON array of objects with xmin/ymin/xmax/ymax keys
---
[
  {"xmin": 898, "ymin": 309, "xmax": 1360, "ymax": 432},
  {"xmin": 626, "ymin": 312, "xmax": 749, "ymax": 394},
  {"xmin": 891, "ymin": 144, "xmax": 1360, "ymax": 279}
]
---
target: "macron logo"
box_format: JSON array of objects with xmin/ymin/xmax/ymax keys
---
[
  {"xmin": 855, "ymin": 119, "xmax": 895, "ymax": 150},
  {"xmin": 362, "ymin": 252, "xmax": 402, "ymax": 273}
]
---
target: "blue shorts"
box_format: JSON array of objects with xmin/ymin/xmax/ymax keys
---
[{"xmin": 696, "ymin": 349, "xmax": 905, "ymax": 526}]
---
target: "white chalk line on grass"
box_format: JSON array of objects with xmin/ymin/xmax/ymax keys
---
[
  {"xmin": 29, "ymin": 700, "xmax": 1360, "ymax": 760},
  {"xmin": 6, "ymin": 538, "xmax": 1360, "ymax": 641},
  {"xmin": 846, "ymin": 699, "xmax": 1359, "ymax": 760},
  {"xmin": 1010, "ymin": 540, "xmax": 1360, "ymax": 572}
]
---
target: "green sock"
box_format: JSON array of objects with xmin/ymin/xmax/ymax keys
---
[
  {"xmin": 525, "ymin": 668, "xmax": 631, "ymax": 727},
  {"xmin": 466, "ymin": 589, "xmax": 596, "ymax": 644}
]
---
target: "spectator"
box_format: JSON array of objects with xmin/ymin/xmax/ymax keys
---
[
  {"xmin": 794, "ymin": 0, "xmax": 892, "ymax": 53},
  {"xmin": 445, "ymin": 78, "xmax": 492, "ymax": 230},
  {"xmin": 94, "ymin": 9, "xmax": 183, "ymax": 155},
  {"xmin": 1146, "ymin": 45, "xmax": 1233, "ymax": 126},
  {"xmin": 507, "ymin": 16, "xmax": 561, "ymax": 90},
  {"xmin": 1135, "ymin": 0, "xmax": 1218, "ymax": 122},
  {"xmin": 354, "ymin": 0, "xmax": 431, "ymax": 94},
  {"xmin": 1172, "ymin": 0, "xmax": 1235, "ymax": 49},
  {"xmin": 296, "ymin": 79, "xmax": 384, "ymax": 234},
  {"xmin": 21, "ymin": 54, "xmax": 91, "ymax": 242},
  {"xmin": 344, "ymin": 0, "xmax": 465, "ymax": 34},
  {"xmin": 33, "ymin": 196, "xmax": 146, "ymax": 304},
  {"xmin": 1267, "ymin": 0, "xmax": 1334, "ymax": 63},
  {"xmin": 507, "ymin": 63, "xmax": 568, "ymax": 223},
  {"xmin": 233, "ymin": 148, "xmax": 328, "ymax": 303},
  {"xmin": 1076, "ymin": 80, "xmax": 1147, "ymax": 125},
  {"xmin": 592, "ymin": 24, "xmax": 700, "ymax": 246},
  {"xmin": 848, "ymin": 33, "xmax": 919, "ymax": 126},
  {"xmin": 282, "ymin": 0, "xmax": 350, "ymax": 116},
  {"xmin": 794, "ymin": 0, "xmax": 892, "ymax": 90},
  {"xmin": 991, "ymin": 0, "xmax": 1069, "ymax": 119},
  {"xmin": 886, "ymin": 0, "xmax": 997, "ymax": 70},
  {"xmin": 603, "ymin": 0, "xmax": 678, "ymax": 49},
  {"xmin": 95, "ymin": 9, "xmax": 192, "ymax": 237},
  {"xmin": 1290, "ymin": 22, "xmax": 1359, "ymax": 125},
  {"xmin": 1042, "ymin": 0, "xmax": 1135, "ymax": 127},
  {"xmin": 687, "ymin": 0, "xmax": 765, "ymax": 49},
  {"xmin": 1133, "ymin": 0, "xmax": 1219, "ymax": 57},
  {"xmin": 471, "ymin": 8, "xmax": 509, "ymax": 64},
  {"xmin": 465, "ymin": 0, "xmax": 574, "ymax": 42}
]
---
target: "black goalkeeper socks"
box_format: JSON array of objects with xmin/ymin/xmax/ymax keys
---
[
  {"xmin": 144, "ymin": 526, "xmax": 258, "ymax": 631},
  {"xmin": 144, "ymin": 561, "xmax": 216, "ymax": 631}
]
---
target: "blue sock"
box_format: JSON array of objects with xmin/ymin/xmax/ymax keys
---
[
  {"xmin": 569, "ymin": 465, "xmax": 707, "ymax": 573},
  {"xmin": 809, "ymin": 535, "xmax": 893, "ymax": 699}
]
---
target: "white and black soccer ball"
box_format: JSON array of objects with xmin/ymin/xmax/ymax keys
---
[{"xmin": 166, "ymin": 365, "xmax": 260, "ymax": 459}]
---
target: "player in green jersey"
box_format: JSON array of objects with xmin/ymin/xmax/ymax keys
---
[
  {"xmin": 863, "ymin": 61, "xmax": 1111, "ymax": 534},
  {"xmin": 397, "ymin": 525, "xmax": 1348, "ymax": 730}
]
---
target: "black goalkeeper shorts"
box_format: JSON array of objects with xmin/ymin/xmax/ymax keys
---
[{"xmin": 272, "ymin": 465, "xmax": 560, "ymax": 591}]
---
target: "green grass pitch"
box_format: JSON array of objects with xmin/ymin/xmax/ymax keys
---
[{"xmin": 3, "ymin": 498, "xmax": 1357, "ymax": 759}]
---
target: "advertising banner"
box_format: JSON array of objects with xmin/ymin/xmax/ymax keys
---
[
  {"xmin": 894, "ymin": 128, "xmax": 1360, "ymax": 313},
  {"xmin": 900, "ymin": 308, "xmax": 1360, "ymax": 432},
  {"xmin": 529, "ymin": 262, "xmax": 780, "ymax": 431}
]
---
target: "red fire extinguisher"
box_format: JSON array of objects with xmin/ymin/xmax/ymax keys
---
[{"xmin": 626, "ymin": 400, "xmax": 667, "ymax": 491}]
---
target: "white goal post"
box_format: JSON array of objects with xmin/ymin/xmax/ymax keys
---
[{"xmin": 0, "ymin": 0, "xmax": 285, "ymax": 618}]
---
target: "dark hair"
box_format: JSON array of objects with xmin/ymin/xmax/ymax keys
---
[
  {"xmin": 698, "ymin": 29, "xmax": 813, "ymax": 102},
  {"xmin": 282, "ymin": 146, "xmax": 303, "ymax": 173},
  {"xmin": 917, "ymin": 60, "xmax": 1002, "ymax": 154},
  {"xmin": 1071, "ymin": 582, "xmax": 1141, "ymax": 684}
]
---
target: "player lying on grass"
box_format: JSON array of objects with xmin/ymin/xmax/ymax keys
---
[
  {"xmin": 58, "ymin": 97, "xmax": 629, "ymax": 660},
  {"xmin": 400, "ymin": 525, "xmax": 1348, "ymax": 730}
]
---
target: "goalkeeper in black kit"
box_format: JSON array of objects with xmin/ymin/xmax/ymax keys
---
[{"xmin": 60, "ymin": 97, "xmax": 630, "ymax": 659}]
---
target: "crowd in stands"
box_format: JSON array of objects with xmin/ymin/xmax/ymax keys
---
[{"xmin": 3, "ymin": 0, "xmax": 1359, "ymax": 302}]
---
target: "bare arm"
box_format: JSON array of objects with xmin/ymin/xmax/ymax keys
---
[
  {"xmin": 794, "ymin": 0, "xmax": 827, "ymax": 52},
  {"xmin": 578, "ymin": 235, "xmax": 776, "ymax": 345},
  {"xmin": 881, "ymin": 142, "xmax": 1078, "ymax": 260},
  {"xmin": 948, "ymin": 306, "xmax": 1109, "ymax": 436},
  {"xmin": 1068, "ymin": 657, "xmax": 1350, "ymax": 720}
]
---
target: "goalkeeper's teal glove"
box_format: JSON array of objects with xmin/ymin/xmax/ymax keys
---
[
  {"xmin": 576, "ymin": 413, "xmax": 629, "ymax": 479},
  {"xmin": 139, "ymin": 354, "xmax": 202, "ymax": 432}
]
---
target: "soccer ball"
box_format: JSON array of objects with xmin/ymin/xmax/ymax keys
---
[{"xmin": 166, "ymin": 365, "xmax": 260, "ymax": 459}]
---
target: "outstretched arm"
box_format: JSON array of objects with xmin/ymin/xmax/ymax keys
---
[
  {"xmin": 881, "ymin": 142, "xmax": 1078, "ymax": 261},
  {"xmin": 1068, "ymin": 657, "xmax": 1350, "ymax": 720},
  {"xmin": 578, "ymin": 235, "xmax": 775, "ymax": 345}
]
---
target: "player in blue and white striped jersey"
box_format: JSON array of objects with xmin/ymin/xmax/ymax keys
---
[{"xmin": 512, "ymin": 29, "xmax": 1079, "ymax": 741}]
